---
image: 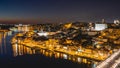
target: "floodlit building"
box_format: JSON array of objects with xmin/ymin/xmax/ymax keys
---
[
  {"xmin": 16, "ymin": 24, "xmax": 31, "ymax": 32},
  {"xmin": 114, "ymin": 20, "xmax": 120, "ymax": 25},
  {"xmin": 95, "ymin": 24, "xmax": 107, "ymax": 31},
  {"xmin": 37, "ymin": 29, "xmax": 48, "ymax": 36}
]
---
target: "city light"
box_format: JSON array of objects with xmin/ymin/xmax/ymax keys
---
[
  {"xmin": 1, "ymin": 20, "xmax": 120, "ymax": 68},
  {"xmin": 37, "ymin": 32, "xmax": 48, "ymax": 36}
]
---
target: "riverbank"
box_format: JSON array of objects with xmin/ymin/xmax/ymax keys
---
[{"xmin": 11, "ymin": 34, "xmax": 108, "ymax": 61}]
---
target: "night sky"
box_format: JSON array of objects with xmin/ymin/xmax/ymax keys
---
[{"xmin": 0, "ymin": 0, "xmax": 120, "ymax": 23}]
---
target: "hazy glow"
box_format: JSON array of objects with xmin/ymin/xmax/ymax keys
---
[{"xmin": 63, "ymin": 54, "xmax": 68, "ymax": 59}]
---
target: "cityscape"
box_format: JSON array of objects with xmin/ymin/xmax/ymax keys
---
[
  {"xmin": 0, "ymin": 0, "xmax": 120, "ymax": 68},
  {"xmin": 0, "ymin": 20, "xmax": 120, "ymax": 68}
]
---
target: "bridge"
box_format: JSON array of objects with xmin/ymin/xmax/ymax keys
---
[{"xmin": 96, "ymin": 49, "xmax": 120, "ymax": 68}]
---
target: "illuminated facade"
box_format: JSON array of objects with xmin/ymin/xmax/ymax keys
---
[
  {"xmin": 114, "ymin": 20, "xmax": 120, "ymax": 25},
  {"xmin": 37, "ymin": 29, "xmax": 48, "ymax": 36},
  {"xmin": 95, "ymin": 24, "xmax": 107, "ymax": 31},
  {"xmin": 17, "ymin": 24, "xmax": 31, "ymax": 32}
]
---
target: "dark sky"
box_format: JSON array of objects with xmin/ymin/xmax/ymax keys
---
[{"xmin": 0, "ymin": 0, "xmax": 120, "ymax": 23}]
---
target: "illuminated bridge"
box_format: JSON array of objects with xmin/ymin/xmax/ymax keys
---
[{"xmin": 96, "ymin": 49, "xmax": 120, "ymax": 68}]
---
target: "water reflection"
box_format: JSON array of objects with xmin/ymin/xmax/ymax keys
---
[
  {"xmin": 12, "ymin": 44, "xmax": 35, "ymax": 56},
  {"xmin": 0, "ymin": 32, "xmax": 12, "ymax": 56},
  {"xmin": 0, "ymin": 31, "xmax": 98, "ymax": 68},
  {"xmin": 12, "ymin": 42, "xmax": 98, "ymax": 67},
  {"xmin": 38, "ymin": 49, "xmax": 99, "ymax": 65}
]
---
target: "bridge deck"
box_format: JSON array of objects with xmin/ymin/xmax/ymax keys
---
[{"xmin": 96, "ymin": 49, "xmax": 120, "ymax": 68}]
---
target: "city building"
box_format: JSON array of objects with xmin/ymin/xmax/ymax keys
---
[{"xmin": 95, "ymin": 23, "xmax": 107, "ymax": 31}]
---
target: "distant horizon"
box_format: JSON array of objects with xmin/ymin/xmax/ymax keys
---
[
  {"xmin": 0, "ymin": 16, "xmax": 118, "ymax": 24},
  {"xmin": 0, "ymin": 19, "xmax": 115, "ymax": 24}
]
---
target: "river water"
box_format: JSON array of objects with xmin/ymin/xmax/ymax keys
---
[{"xmin": 0, "ymin": 31, "xmax": 98, "ymax": 68}]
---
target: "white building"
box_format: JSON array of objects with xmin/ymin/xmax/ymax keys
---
[
  {"xmin": 16, "ymin": 24, "xmax": 30, "ymax": 32},
  {"xmin": 114, "ymin": 20, "xmax": 120, "ymax": 25},
  {"xmin": 95, "ymin": 24, "xmax": 107, "ymax": 31},
  {"xmin": 37, "ymin": 29, "xmax": 48, "ymax": 36}
]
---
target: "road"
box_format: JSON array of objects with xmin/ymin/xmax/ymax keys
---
[{"xmin": 96, "ymin": 49, "xmax": 120, "ymax": 68}]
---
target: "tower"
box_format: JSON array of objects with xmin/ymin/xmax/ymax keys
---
[{"xmin": 102, "ymin": 19, "xmax": 105, "ymax": 23}]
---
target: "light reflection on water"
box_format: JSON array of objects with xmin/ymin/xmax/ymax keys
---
[
  {"xmin": 0, "ymin": 31, "xmax": 98, "ymax": 68},
  {"xmin": 12, "ymin": 42, "xmax": 99, "ymax": 67},
  {"xmin": 12, "ymin": 44, "xmax": 35, "ymax": 56},
  {"xmin": 0, "ymin": 31, "xmax": 13, "ymax": 57}
]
